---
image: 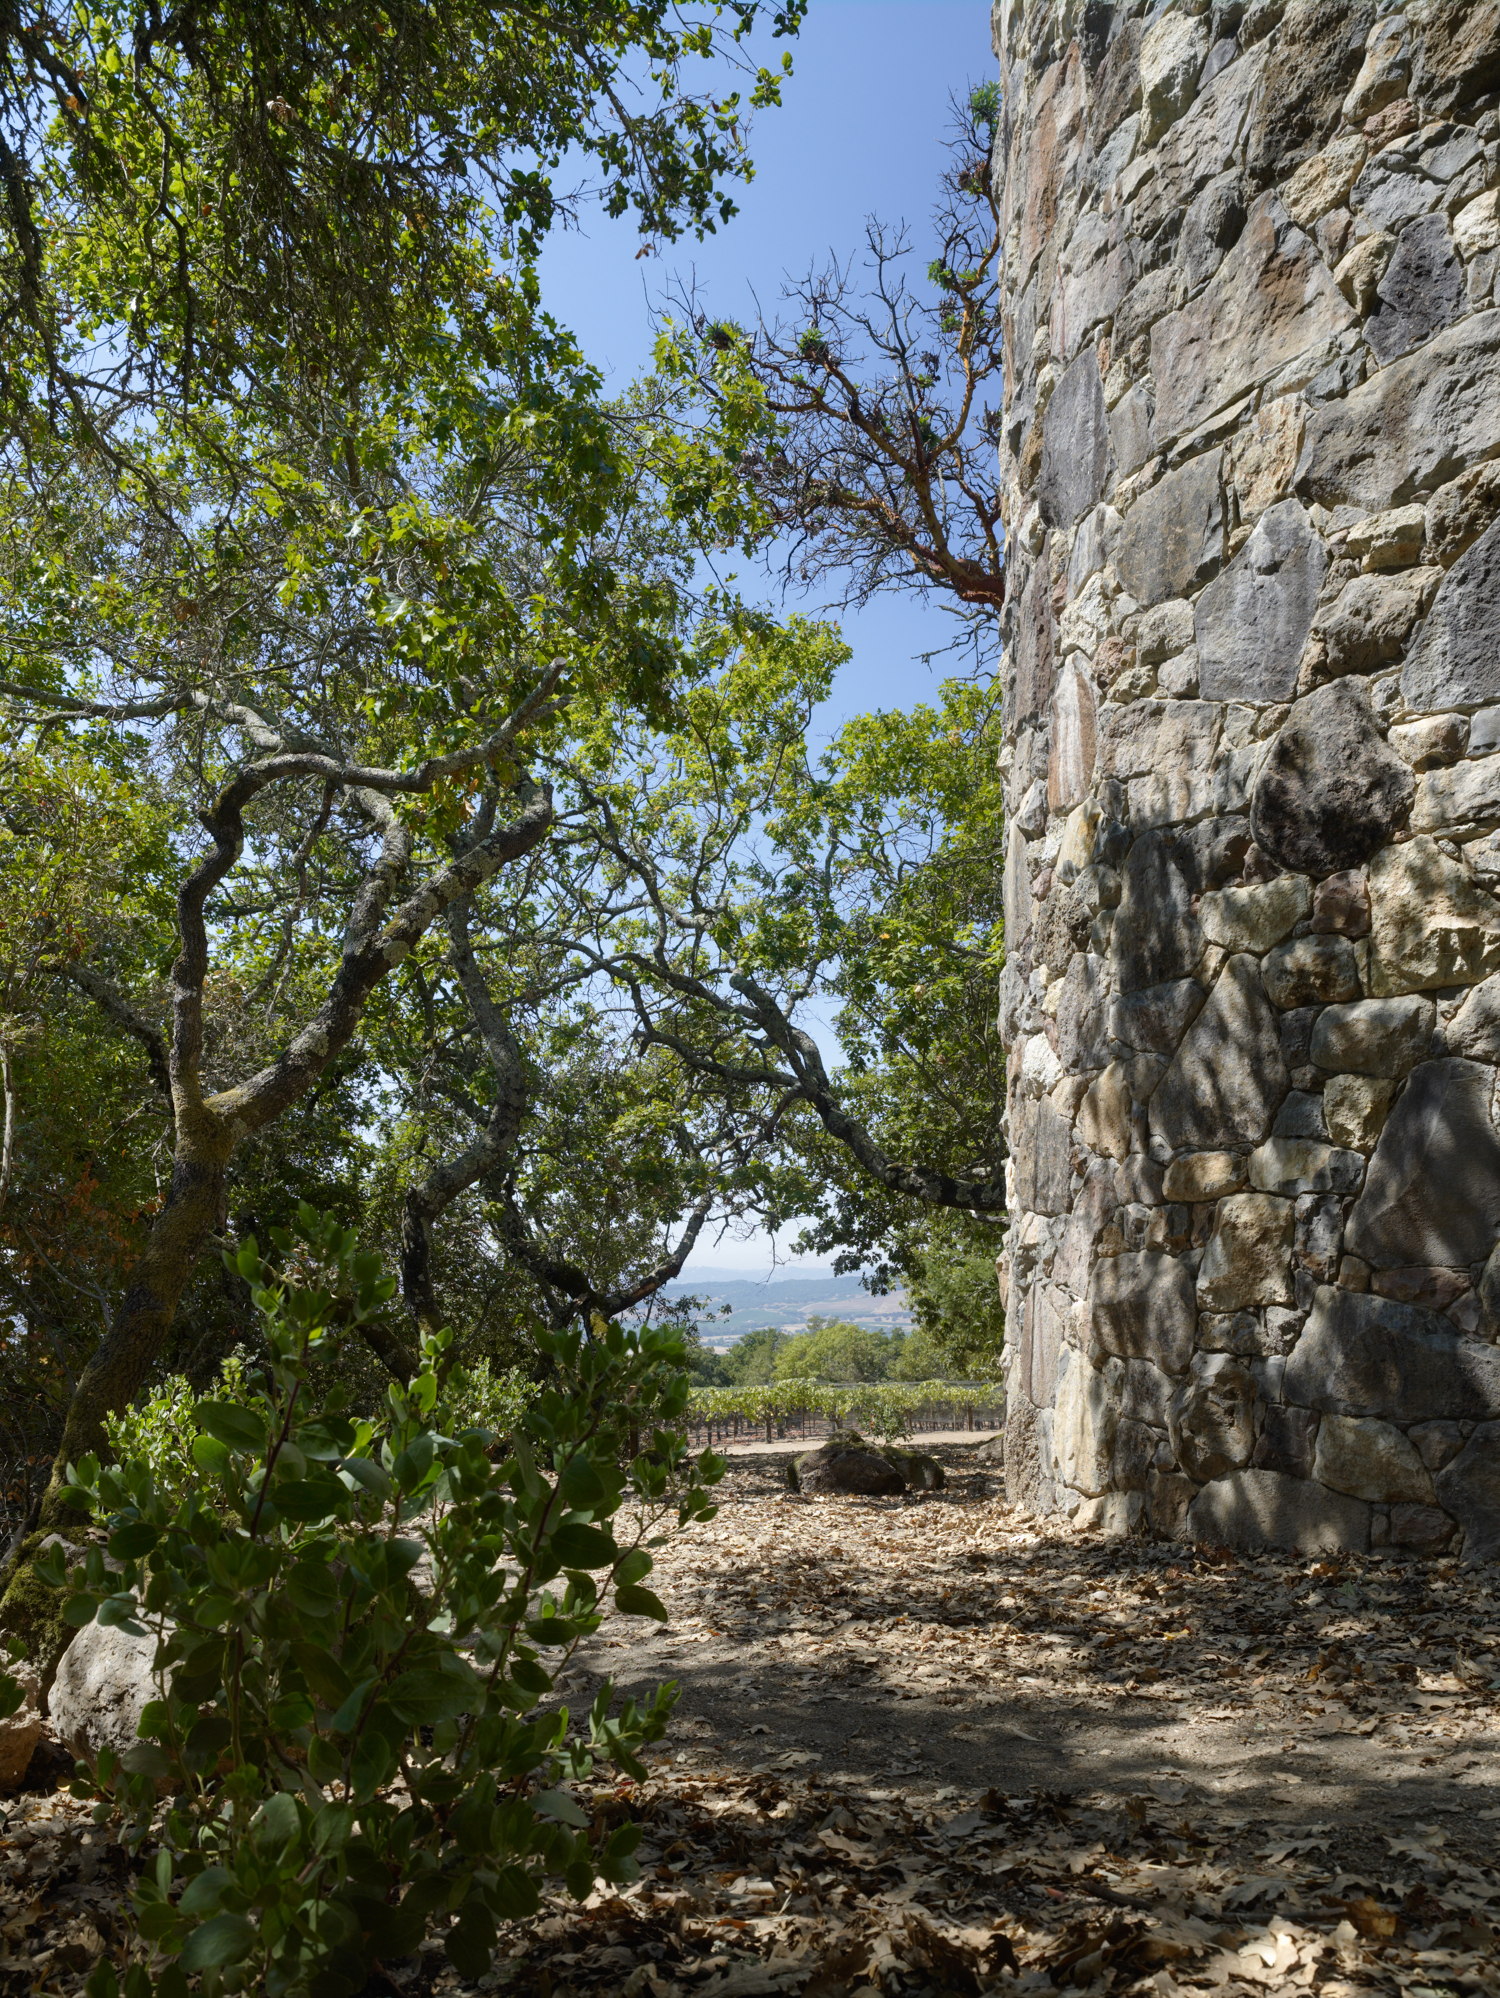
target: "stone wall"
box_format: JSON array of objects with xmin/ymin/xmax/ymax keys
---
[{"xmin": 992, "ymin": 0, "xmax": 1500, "ymax": 1560}]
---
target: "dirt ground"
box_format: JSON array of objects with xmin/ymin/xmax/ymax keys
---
[{"xmin": 1, "ymin": 1439, "xmax": 1496, "ymax": 1997}]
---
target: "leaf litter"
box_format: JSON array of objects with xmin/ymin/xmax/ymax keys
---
[{"xmin": 0, "ymin": 1442, "xmax": 1495, "ymax": 1996}]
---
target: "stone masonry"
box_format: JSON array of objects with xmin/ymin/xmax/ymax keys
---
[{"xmin": 993, "ymin": 0, "xmax": 1500, "ymax": 1561}]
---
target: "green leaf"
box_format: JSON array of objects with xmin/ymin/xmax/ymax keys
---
[
  {"xmin": 179, "ymin": 1913, "xmax": 256, "ymax": 1970},
  {"xmin": 178, "ymin": 1867, "xmax": 232, "ymax": 1915},
  {"xmin": 190, "ymin": 1434, "xmax": 231, "ymax": 1474},
  {"xmin": 61, "ymin": 1594, "xmax": 100, "ymax": 1627},
  {"xmin": 533, "ymin": 1787, "xmax": 588, "ymax": 1827},
  {"xmin": 614, "ymin": 1584, "xmax": 668, "ymax": 1621},
  {"xmin": 268, "ymin": 1477, "xmax": 342, "ymax": 1522},
  {"xmin": 291, "ymin": 1642, "xmax": 352, "ymax": 1708},
  {"xmin": 286, "ymin": 1561, "xmax": 340, "ymax": 1618},
  {"xmin": 253, "ymin": 1790, "xmax": 300, "ymax": 1850},
  {"xmin": 387, "ymin": 1669, "xmax": 473, "ymax": 1724},
  {"xmin": 120, "ymin": 1742, "xmax": 171, "ymax": 1777},
  {"xmin": 108, "ymin": 1520, "xmax": 159, "ymax": 1560},
  {"xmin": 550, "ymin": 1523, "xmax": 616, "ymax": 1569},
  {"xmin": 339, "ymin": 1456, "xmax": 391, "ymax": 1499},
  {"xmin": 194, "ymin": 1403, "xmax": 269, "ymax": 1456}
]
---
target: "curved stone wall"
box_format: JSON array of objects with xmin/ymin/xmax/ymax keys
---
[{"xmin": 993, "ymin": 0, "xmax": 1500, "ymax": 1560}]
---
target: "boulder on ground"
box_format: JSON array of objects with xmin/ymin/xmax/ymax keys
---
[
  {"xmin": 0, "ymin": 1665, "xmax": 42, "ymax": 1793},
  {"xmin": 48, "ymin": 1620, "xmax": 162, "ymax": 1774},
  {"xmin": 879, "ymin": 1448, "xmax": 947, "ymax": 1491},
  {"xmin": 788, "ymin": 1433, "xmax": 907, "ymax": 1496}
]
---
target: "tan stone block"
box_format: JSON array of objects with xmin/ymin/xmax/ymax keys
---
[
  {"xmin": 1283, "ymin": 133, "xmax": 1369, "ymax": 229},
  {"xmin": 1077, "ymin": 1061, "xmax": 1133, "ymax": 1162},
  {"xmin": 1162, "ymin": 1151, "xmax": 1246, "ymax": 1202},
  {"xmin": 1334, "ymin": 231, "xmax": 1395, "ymax": 314},
  {"xmin": 1197, "ymin": 1192, "xmax": 1296, "ymax": 1311},
  {"xmin": 1230, "ymin": 394, "xmax": 1307, "ymax": 521},
  {"xmin": 1314, "ymin": 1414, "xmax": 1436, "ymax": 1506},
  {"xmin": 1367, "ymin": 837, "xmax": 1500, "ymax": 995},
  {"xmin": 1323, "ymin": 1074, "xmax": 1395, "ymax": 1151}
]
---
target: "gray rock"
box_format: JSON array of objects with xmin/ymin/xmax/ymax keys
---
[
  {"xmin": 1055, "ymin": 1355, "xmax": 1121, "ymax": 1497},
  {"xmin": 1273, "ymin": 1092, "xmax": 1329, "ymax": 1141},
  {"xmin": 49, "ymin": 1620, "xmax": 162, "ymax": 1774},
  {"xmin": 1345, "ymin": 1058, "xmax": 1500, "ymax": 1268},
  {"xmin": 1113, "ymin": 1417, "xmax": 1159, "ymax": 1492},
  {"xmin": 1012, "ymin": 1091, "xmax": 1076, "ymax": 1217},
  {"xmin": 1038, "ymin": 349, "xmax": 1116, "ymax": 530},
  {"xmin": 1112, "ymin": 835, "xmax": 1205, "ymax": 995},
  {"xmin": 1434, "ymin": 1422, "xmax": 1500, "ymax": 1564},
  {"xmin": 1003, "ymin": 823, "xmax": 1033, "ymax": 953},
  {"xmin": 1366, "ymin": 213, "xmax": 1465, "ymax": 365},
  {"xmin": 1048, "ymin": 662, "xmax": 1099, "ymax": 814},
  {"xmin": 1187, "ymin": 1467, "xmax": 1370, "ymax": 1553},
  {"xmin": 1296, "ymin": 1192, "xmax": 1346, "ymax": 1283},
  {"xmin": 1251, "ymin": 680, "xmax": 1414, "ymax": 877},
  {"xmin": 1120, "ymin": 1355, "xmax": 1175, "ymax": 1429},
  {"xmin": 1170, "ymin": 1353, "xmax": 1258, "ymax": 1483},
  {"xmin": 1412, "ymin": 753, "xmax": 1500, "ymax": 835},
  {"xmin": 1313, "ymin": 1414, "xmax": 1436, "ymax": 1504},
  {"xmin": 1311, "ymin": 870, "xmax": 1371, "ymax": 938},
  {"xmin": 1200, "ymin": 1309, "xmax": 1267, "ymax": 1357},
  {"xmin": 1110, "ymin": 383, "xmax": 1156, "ymax": 477},
  {"xmin": 1401, "ymin": 517, "xmax": 1500, "ymax": 713},
  {"xmin": 1055, "ymin": 951, "xmax": 1113, "ymax": 1071},
  {"xmin": 1283, "ymin": 1284, "xmax": 1500, "ymax": 1422},
  {"xmin": 1350, "ymin": 152, "xmax": 1442, "ymax": 234},
  {"xmin": 1195, "ymin": 500, "xmax": 1327, "ymax": 701},
  {"xmin": 1013, "ymin": 553, "xmax": 1056, "ymax": 726},
  {"xmin": 1139, "ymin": 9, "xmax": 1211, "ymax": 147},
  {"xmin": 1151, "ymin": 197, "xmax": 1355, "ymax": 446},
  {"xmin": 1018, "ymin": 1283, "xmax": 1069, "ymax": 1409},
  {"xmin": 1109, "ymin": 977, "xmax": 1206, "ymax": 1053},
  {"xmin": 1444, "ymin": 974, "xmax": 1500, "ymax": 1063},
  {"xmin": 1116, "ymin": 1155, "xmax": 1165, "ymax": 1206},
  {"xmin": 1389, "ymin": 1502, "xmax": 1458, "ymax": 1553},
  {"xmin": 1132, "ymin": 44, "xmax": 1268, "ymax": 243},
  {"xmin": 1150, "ymin": 956, "xmax": 1290, "ymax": 1151},
  {"xmin": 1309, "ymin": 995, "xmax": 1435, "ymax": 1078},
  {"xmin": 1248, "ymin": 1138, "xmax": 1366, "ymax": 1197},
  {"xmin": 1262, "ymin": 935, "xmax": 1361, "ymax": 1008},
  {"xmin": 1114, "ymin": 451, "xmax": 1226, "ymax": 607},
  {"xmin": 1198, "ymin": 1192, "xmax": 1296, "ymax": 1310},
  {"xmin": 793, "ymin": 1434, "xmax": 907, "ymax": 1497},
  {"xmin": 1409, "ymin": 0, "xmax": 1500, "ymax": 117},
  {"xmin": 1281, "ymin": 1006, "xmax": 1321, "ymax": 1071},
  {"xmin": 1321, "ymin": 571, "xmax": 1428, "ymax": 677},
  {"xmin": 1180, "ymin": 171, "xmax": 1249, "ymax": 290},
  {"xmin": 1296, "ymin": 309, "xmax": 1500, "ymax": 511},
  {"xmin": 1090, "ymin": 15, "xmax": 1143, "ymax": 143},
  {"xmin": 1244, "ymin": 0, "xmax": 1375, "ymax": 185},
  {"xmin": 1366, "ymin": 838, "xmax": 1500, "ymax": 995},
  {"xmin": 1149, "ymin": 1469, "xmax": 1197, "ymax": 1542},
  {"xmin": 1004, "ymin": 1397, "xmax": 1055, "ymax": 1513},
  {"xmin": 1088, "ymin": 1250, "xmax": 1198, "ymax": 1375},
  {"xmin": 1199, "ymin": 873, "xmax": 1311, "ymax": 954},
  {"xmin": 1253, "ymin": 1404, "xmax": 1320, "ymax": 1479},
  {"xmin": 1099, "ymin": 699, "xmax": 1223, "ymax": 783},
  {"xmin": 1324, "ymin": 1074, "xmax": 1395, "ymax": 1150}
]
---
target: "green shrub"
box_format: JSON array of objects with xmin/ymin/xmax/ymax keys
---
[
  {"xmin": 105, "ymin": 1353, "xmax": 256, "ymax": 1515},
  {"xmin": 19, "ymin": 1207, "xmax": 722, "ymax": 1998}
]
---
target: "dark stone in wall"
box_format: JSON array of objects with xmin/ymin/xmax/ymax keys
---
[
  {"xmin": 1345, "ymin": 1058, "xmax": 1500, "ymax": 1268},
  {"xmin": 1088, "ymin": 1250, "xmax": 1197, "ymax": 1373},
  {"xmin": 1013, "ymin": 551, "xmax": 1057, "ymax": 725},
  {"xmin": 1012, "ymin": 1092, "xmax": 1075, "ymax": 1216},
  {"xmin": 1285, "ymin": 1284, "xmax": 1500, "ymax": 1422},
  {"xmin": 1090, "ymin": 15, "xmax": 1142, "ymax": 142},
  {"xmin": 1366, "ymin": 214, "xmax": 1465, "ymax": 365},
  {"xmin": 1149, "ymin": 955, "xmax": 1290, "ymax": 1150},
  {"xmin": 1434, "ymin": 1422, "xmax": 1500, "ymax": 1565},
  {"xmin": 1253, "ymin": 1404, "xmax": 1319, "ymax": 1479},
  {"xmin": 1245, "ymin": 0, "xmax": 1377, "ymax": 185},
  {"xmin": 1038, "ymin": 349, "xmax": 1116, "ymax": 529},
  {"xmin": 1251, "ymin": 680, "xmax": 1415, "ymax": 876},
  {"xmin": 1411, "ymin": 0, "xmax": 1500, "ymax": 119},
  {"xmin": 1113, "ymin": 450, "xmax": 1226, "ymax": 606},
  {"xmin": 1401, "ymin": 517, "xmax": 1500, "ymax": 712},
  {"xmin": 1173, "ymin": 816, "xmax": 1253, "ymax": 895},
  {"xmin": 1180, "ymin": 172, "xmax": 1249, "ymax": 291},
  {"xmin": 1195, "ymin": 499, "xmax": 1327, "ymax": 701},
  {"xmin": 1113, "ymin": 833, "xmax": 1204, "ymax": 994},
  {"xmin": 1056, "ymin": 951, "xmax": 1114, "ymax": 1071},
  {"xmin": 1109, "ymin": 977, "xmax": 1206, "ymax": 1054}
]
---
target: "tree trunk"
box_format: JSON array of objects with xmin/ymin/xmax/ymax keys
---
[{"xmin": 40, "ymin": 1108, "xmax": 232, "ymax": 1524}]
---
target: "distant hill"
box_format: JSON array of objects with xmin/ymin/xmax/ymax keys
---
[{"xmin": 661, "ymin": 1272, "xmax": 910, "ymax": 1348}]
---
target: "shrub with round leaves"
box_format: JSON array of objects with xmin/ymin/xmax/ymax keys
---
[{"xmin": 21, "ymin": 1206, "xmax": 722, "ymax": 1998}]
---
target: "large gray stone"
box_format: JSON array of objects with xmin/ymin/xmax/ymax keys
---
[
  {"xmin": 1180, "ymin": 171, "xmax": 1249, "ymax": 291},
  {"xmin": 1110, "ymin": 384, "xmax": 1155, "ymax": 476},
  {"xmin": 1088, "ymin": 1250, "xmax": 1197, "ymax": 1375},
  {"xmin": 1262, "ymin": 935, "xmax": 1361, "ymax": 1008},
  {"xmin": 1004, "ymin": 1396, "xmax": 1055, "ymax": 1513},
  {"xmin": 1434, "ymin": 1422, "xmax": 1500, "ymax": 1565},
  {"xmin": 1244, "ymin": 0, "xmax": 1376, "ymax": 185},
  {"xmin": 1089, "ymin": 14, "xmax": 1142, "ymax": 142},
  {"xmin": 1108, "ymin": 978, "xmax": 1205, "ymax": 1055},
  {"xmin": 1139, "ymin": 9, "xmax": 1210, "ymax": 148},
  {"xmin": 1248, "ymin": 1138, "xmax": 1366, "ymax": 1197},
  {"xmin": 49, "ymin": 1620, "xmax": 162, "ymax": 1774},
  {"xmin": 1366, "ymin": 213, "xmax": 1465, "ymax": 365},
  {"xmin": 1057, "ymin": 208, "xmax": 1133, "ymax": 363},
  {"xmin": 1055, "ymin": 1354, "xmax": 1122, "ymax": 1497},
  {"xmin": 1321, "ymin": 571, "xmax": 1428, "ymax": 677},
  {"xmin": 1132, "ymin": 46, "xmax": 1268, "ymax": 242},
  {"xmin": 1366, "ymin": 837, "xmax": 1500, "ymax": 995},
  {"xmin": 1099, "ymin": 700, "xmax": 1223, "ymax": 782},
  {"xmin": 1410, "ymin": 0, "xmax": 1500, "ymax": 120},
  {"xmin": 1444, "ymin": 974, "xmax": 1500, "ymax": 1063},
  {"xmin": 1313, "ymin": 1414, "xmax": 1436, "ymax": 1504},
  {"xmin": 1120, "ymin": 1356, "xmax": 1174, "ymax": 1429},
  {"xmin": 1150, "ymin": 956, "xmax": 1290, "ymax": 1151},
  {"xmin": 1055, "ymin": 949, "xmax": 1112, "ymax": 1072},
  {"xmin": 1114, "ymin": 451, "xmax": 1226, "ymax": 607},
  {"xmin": 1283, "ymin": 1284, "xmax": 1500, "ymax": 1422},
  {"xmin": 1197, "ymin": 1192, "xmax": 1296, "ymax": 1310},
  {"xmin": 1150, "ymin": 197, "xmax": 1355, "ymax": 445},
  {"xmin": 1038, "ymin": 348, "xmax": 1115, "ymax": 529},
  {"xmin": 1112, "ymin": 833, "xmax": 1204, "ymax": 995},
  {"xmin": 1401, "ymin": 517, "xmax": 1500, "ymax": 713},
  {"xmin": 1295, "ymin": 309, "xmax": 1500, "ymax": 511},
  {"xmin": 1250, "ymin": 680, "xmax": 1414, "ymax": 877},
  {"xmin": 1344, "ymin": 1058, "xmax": 1500, "ymax": 1268},
  {"xmin": 1003, "ymin": 822, "xmax": 1033, "ymax": 953},
  {"xmin": 1169, "ymin": 1353, "xmax": 1258, "ymax": 1483},
  {"xmin": 1252, "ymin": 1405, "xmax": 1320, "ymax": 1480},
  {"xmin": 1187, "ymin": 1467, "xmax": 1371, "ymax": 1554},
  {"xmin": 1048, "ymin": 662, "xmax": 1098, "ymax": 814},
  {"xmin": 1195, "ymin": 499, "xmax": 1327, "ymax": 701},
  {"xmin": 1412, "ymin": 753, "xmax": 1500, "ymax": 836},
  {"xmin": 1013, "ymin": 553, "xmax": 1056, "ymax": 727},
  {"xmin": 1350, "ymin": 153, "xmax": 1442, "ymax": 234},
  {"xmin": 1012, "ymin": 1091, "xmax": 1076, "ymax": 1217},
  {"xmin": 1199, "ymin": 874, "xmax": 1310, "ymax": 954},
  {"xmin": 1309, "ymin": 994, "xmax": 1435, "ymax": 1077}
]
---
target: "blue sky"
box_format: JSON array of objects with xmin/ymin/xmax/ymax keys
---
[{"xmin": 541, "ymin": 0, "xmax": 995, "ymax": 1273}]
